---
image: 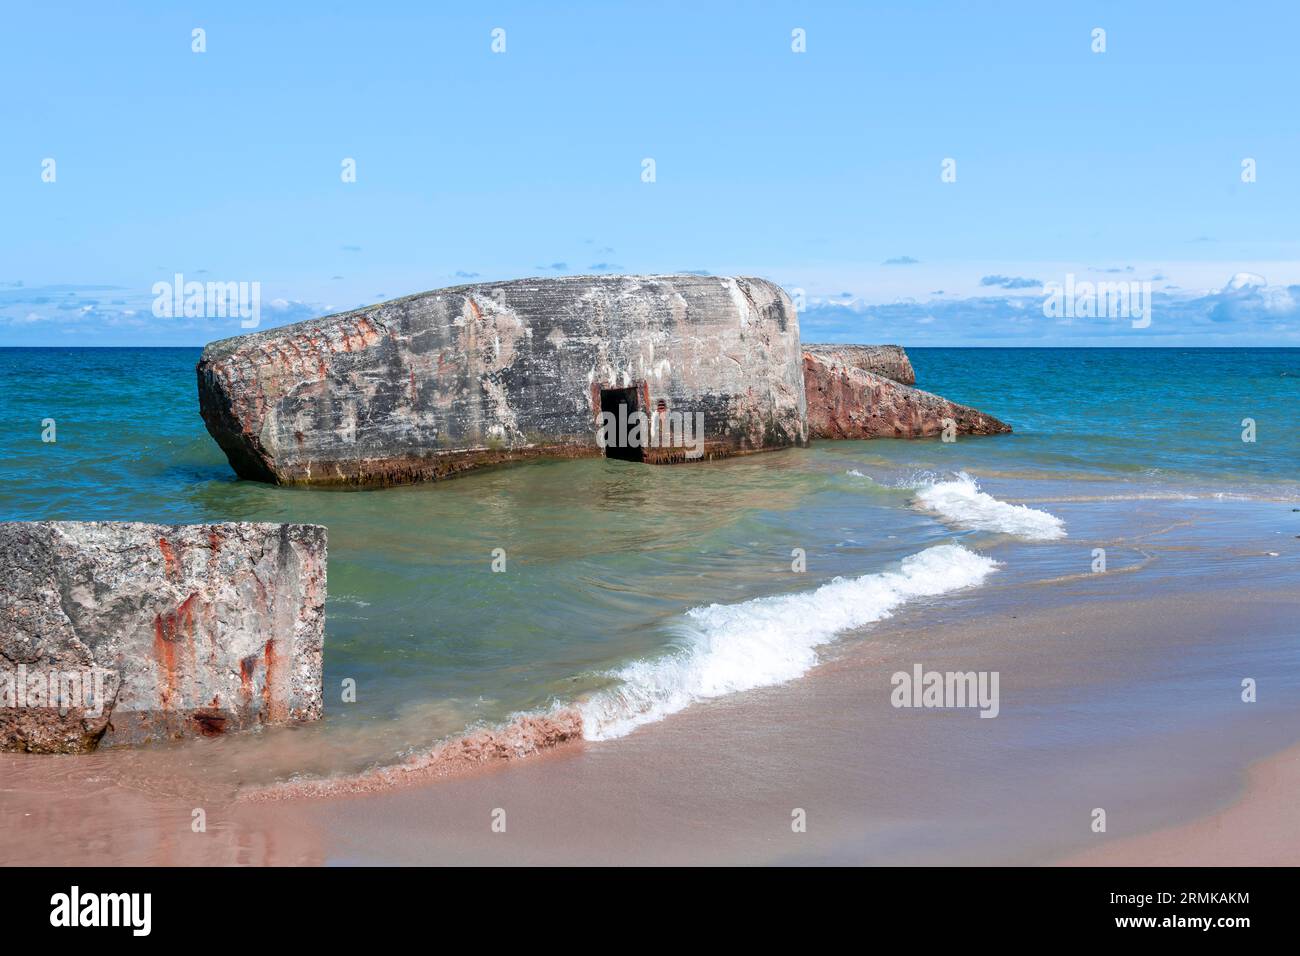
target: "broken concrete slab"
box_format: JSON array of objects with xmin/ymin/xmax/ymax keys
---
[
  {"xmin": 0, "ymin": 522, "xmax": 326, "ymax": 753},
  {"xmin": 803, "ymin": 344, "xmax": 915, "ymax": 385},
  {"xmin": 803, "ymin": 350, "xmax": 1011, "ymax": 439},
  {"xmin": 198, "ymin": 274, "xmax": 808, "ymax": 487}
]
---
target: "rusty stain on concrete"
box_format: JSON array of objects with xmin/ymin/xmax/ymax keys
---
[{"xmin": 0, "ymin": 522, "xmax": 326, "ymax": 753}]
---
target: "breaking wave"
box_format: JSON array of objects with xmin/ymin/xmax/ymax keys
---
[
  {"xmin": 578, "ymin": 544, "xmax": 998, "ymax": 740},
  {"xmin": 910, "ymin": 471, "xmax": 1066, "ymax": 540}
]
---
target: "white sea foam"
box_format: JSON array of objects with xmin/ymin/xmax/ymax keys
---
[
  {"xmin": 579, "ymin": 544, "xmax": 998, "ymax": 740},
  {"xmin": 912, "ymin": 471, "xmax": 1066, "ymax": 540}
]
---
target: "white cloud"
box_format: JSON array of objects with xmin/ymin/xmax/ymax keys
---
[{"xmin": 1224, "ymin": 272, "xmax": 1266, "ymax": 292}]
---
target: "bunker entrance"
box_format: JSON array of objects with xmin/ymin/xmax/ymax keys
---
[{"xmin": 599, "ymin": 386, "xmax": 644, "ymax": 462}]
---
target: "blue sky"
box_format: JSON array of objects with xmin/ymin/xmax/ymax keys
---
[{"xmin": 3, "ymin": 1, "xmax": 1298, "ymax": 346}]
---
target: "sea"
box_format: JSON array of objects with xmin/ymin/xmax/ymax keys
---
[{"xmin": 1, "ymin": 346, "xmax": 1297, "ymax": 793}]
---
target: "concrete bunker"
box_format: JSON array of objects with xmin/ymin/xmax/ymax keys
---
[
  {"xmin": 197, "ymin": 275, "xmax": 809, "ymax": 487},
  {"xmin": 0, "ymin": 521, "xmax": 326, "ymax": 753}
]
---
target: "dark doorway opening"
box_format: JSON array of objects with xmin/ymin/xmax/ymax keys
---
[{"xmin": 599, "ymin": 386, "xmax": 644, "ymax": 462}]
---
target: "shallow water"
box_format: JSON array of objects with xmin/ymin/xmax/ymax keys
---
[{"xmin": 1, "ymin": 346, "xmax": 1296, "ymax": 787}]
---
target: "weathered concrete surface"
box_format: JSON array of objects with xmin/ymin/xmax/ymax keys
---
[
  {"xmin": 803, "ymin": 344, "xmax": 915, "ymax": 385},
  {"xmin": 198, "ymin": 275, "xmax": 808, "ymax": 486},
  {"xmin": 803, "ymin": 351, "xmax": 1011, "ymax": 439},
  {"xmin": 0, "ymin": 522, "xmax": 325, "ymax": 753}
]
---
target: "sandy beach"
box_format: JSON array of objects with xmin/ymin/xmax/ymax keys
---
[
  {"xmin": 4, "ymin": 552, "xmax": 1296, "ymax": 866},
  {"xmin": 1063, "ymin": 742, "xmax": 1300, "ymax": 867}
]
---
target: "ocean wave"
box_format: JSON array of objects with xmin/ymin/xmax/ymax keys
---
[
  {"xmin": 911, "ymin": 471, "xmax": 1066, "ymax": 540},
  {"xmin": 578, "ymin": 543, "xmax": 998, "ymax": 740}
]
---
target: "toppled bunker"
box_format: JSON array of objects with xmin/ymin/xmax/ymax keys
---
[
  {"xmin": 803, "ymin": 344, "xmax": 916, "ymax": 386},
  {"xmin": 198, "ymin": 275, "xmax": 809, "ymax": 486},
  {"xmin": 802, "ymin": 349, "xmax": 1011, "ymax": 439}
]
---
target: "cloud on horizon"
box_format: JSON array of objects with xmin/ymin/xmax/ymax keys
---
[
  {"xmin": 3, "ymin": 274, "xmax": 1297, "ymax": 347},
  {"xmin": 798, "ymin": 274, "xmax": 1300, "ymax": 346},
  {"xmin": 980, "ymin": 275, "xmax": 1041, "ymax": 290},
  {"xmin": 0, "ymin": 283, "xmax": 332, "ymax": 344}
]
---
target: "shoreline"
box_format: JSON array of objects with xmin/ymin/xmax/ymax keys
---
[
  {"xmin": 239, "ymin": 709, "xmax": 585, "ymax": 801},
  {"xmin": 6, "ymin": 572, "xmax": 1295, "ymax": 865},
  {"xmin": 289, "ymin": 581, "xmax": 1300, "ymax": 866},
  {"xmin": 1, "ymin": 490, "xmax": 1296, "ymax": 866}
]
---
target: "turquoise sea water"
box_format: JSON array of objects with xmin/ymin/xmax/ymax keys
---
[
  {"xmin": 907, "ymin": 347, "xmax": 1299, "ymax": 488},
  {"xmin": 0, "ymin": 347, "xmax": 1296, "ymax": 781}
]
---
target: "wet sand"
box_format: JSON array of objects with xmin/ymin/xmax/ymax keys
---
[
  {"xmin": 4, "ymin": 571, "xmax": 1296, "ymax": 866},
  {"xmin": 293, "ymin": 583, "xmax": 1300, "ymax": 866}
]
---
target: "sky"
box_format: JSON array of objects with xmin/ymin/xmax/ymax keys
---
[{"xmin": 2, "ymin": 1, "xmax": 1298, "ymax": 347}]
